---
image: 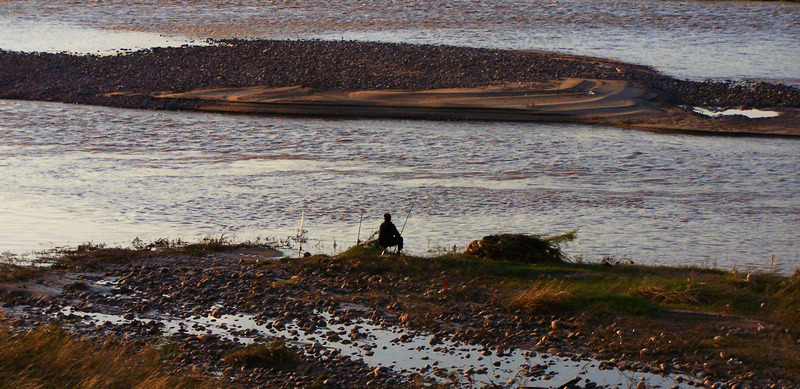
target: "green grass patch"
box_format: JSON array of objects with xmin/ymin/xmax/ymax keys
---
[
  {"xmin": 765, "ymin": 270, "xmax": 800, "ymax": 332},
  {"xmin": 288, "ymin": 243, "xmax": 800, "ymax": 328},
  {"xmin": 575, "ymin": 292, "xmax": 659, "ymax": 315}
]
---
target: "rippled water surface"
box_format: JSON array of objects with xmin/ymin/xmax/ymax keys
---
[
  {"xmin": 1, "ymin": 100, "xmax": 798, "ymax": 273},
  {"xmin": 1, "ymin": 0, "xmax": 799, "ymax": 82}
]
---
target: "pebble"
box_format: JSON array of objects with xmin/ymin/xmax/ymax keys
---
[
  {"xmin": 1, "ymin": 40, "xmax": 797, "ymax": 113},
  {"xmin": 2, "ymin": 250, "xmax": 792, "ymax": 389}
]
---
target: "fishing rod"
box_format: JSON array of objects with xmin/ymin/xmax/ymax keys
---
[
  {"xmin": 356, "ymin": 193, "xmax": 367, "ymax": 244},
  {"xmin": 356, "ymin": 211, "xmax": 364, "ymax": 244},
  {"xmin": 296, "ymin": 201, "xmax": 308, "ymax": 258},
  {"xmin": 400, "ymin": 191, "xmax": 420, "ymax": 234}
]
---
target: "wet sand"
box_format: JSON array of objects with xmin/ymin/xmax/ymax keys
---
[
  {"xmin": 148, "ymin": 78, "xmax": 656, "ymax": 122},
  {"xmin": 2, "ymin": 39, "xmax": 799, "ymax": 136},
  {"xmin": 146, "ymin": 79, "xmax": 800, "ymax": 137}
]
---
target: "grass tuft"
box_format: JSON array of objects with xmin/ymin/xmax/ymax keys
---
[
  {"xmin": 222, "ymin": 337, "xmax": 297, "ymax": 369},
  {"xmin": 633, "ymin": 284, "xmax": 703, "ymax": 305},
  {"xmin": 767, "ymin": 269, "xmax": 800, "ymax": 332},
  {"xmin": 0, "ymin": 320, "xmax": 226, "ymax": 388},
  {"xmin": 49, "ymin": 235, "xmax": 285, "ymax": 271},
  {"xmin": 506, "ymin": 281, "xmax": 573, "ymax": 314}
]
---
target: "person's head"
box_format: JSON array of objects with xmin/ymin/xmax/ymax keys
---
[{"xmin": 384, "ymin": 213, "xmax": 391, "ymax": 221}]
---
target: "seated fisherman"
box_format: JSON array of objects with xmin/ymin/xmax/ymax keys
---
[{"xmin": 378, "ymin": 213, "xmax": 404, "ymax": 254}]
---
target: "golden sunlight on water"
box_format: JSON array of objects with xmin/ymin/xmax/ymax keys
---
[{"xmin": 1, "ymin": 100, "xmax": 798, "ymax": 274}]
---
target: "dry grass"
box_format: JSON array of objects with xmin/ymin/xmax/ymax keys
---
[
  {"xmin": 0, "ymin": 321, "xmax": 228, "ymax": 389},
  {"xmin": 505, "ymin": 280, "xmax": 573, "ymax": 314},
  {"xmin": 633, "ymin": 284, "xmax": 703, "ymax": 305}
]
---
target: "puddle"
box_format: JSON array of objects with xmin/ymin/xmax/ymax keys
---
[
  {"xmin": 59, "ymin": 306, "xmax": 697, "ymax": 388},
  {"xmin": 692, "ymin": 107, "xmax": 780, "ymax": 119}
]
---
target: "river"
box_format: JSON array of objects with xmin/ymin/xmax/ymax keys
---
[{"xmin": 1, "ymin": 0, "xmax": 798, "ymax": 274}]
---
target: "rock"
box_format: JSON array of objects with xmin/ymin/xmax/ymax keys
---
[
  {"xmin": 349, "ymin": 328, "xmax": 364, "ymax": 340},
  {"xmin": 369, "ymin": 366, "xmax": 388, "ymax": 378},
  {"xmin": 196, "ymin": 333, "xmax": 218, "ymax": 341}
]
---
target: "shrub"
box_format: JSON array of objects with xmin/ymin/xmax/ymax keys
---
[{"xmin": 465, "ymin": 231, "xmax": 576, "ymax": 263}]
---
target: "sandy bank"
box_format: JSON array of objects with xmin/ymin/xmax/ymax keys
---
[
  {"xmin": 148, "ymin": 78, "xmax": 654, "ymax": 121},
  {"xmin": 142, "ymin": 78, "xmax": 799, "ymax": 136}
]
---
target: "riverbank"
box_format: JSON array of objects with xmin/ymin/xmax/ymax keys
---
[
  {"xmin": 1, "ymin": 238, "xmax": 798, "ymax": 388},
  {"xmin": 2, "ymin": 39, "xmax": 799, "ymax": 136}
]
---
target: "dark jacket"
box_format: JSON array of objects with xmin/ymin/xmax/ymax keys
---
[{"xmin": 378, "ymin": 221, "xmax": 402, "ymax": 247}]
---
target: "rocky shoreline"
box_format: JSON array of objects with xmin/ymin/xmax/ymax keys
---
[
  {"xmin": 2, "ymin": 243, "xmax": 797, "ymax": 388},
  {"xmin": 2, "ymin": 39, "xmax": 799, "ymax": 113}
]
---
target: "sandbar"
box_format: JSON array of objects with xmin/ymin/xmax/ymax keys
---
[{"xmin": 145, "ymin": 78, "xmax": 799, "ymax": 137}]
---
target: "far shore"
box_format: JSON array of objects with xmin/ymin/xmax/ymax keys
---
[{"xmin": 1, "ymin": 39, "xmax": 799, "ymax": 136}]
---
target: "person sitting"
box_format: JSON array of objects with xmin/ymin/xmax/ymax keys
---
[{"xmin": 378, "ymin": 213, "xmax": 404, "ymax": 254}]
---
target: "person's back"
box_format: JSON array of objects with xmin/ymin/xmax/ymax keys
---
[{"xmin": 378, "ymin": 213, "xmax": 403, "ymax": 253}]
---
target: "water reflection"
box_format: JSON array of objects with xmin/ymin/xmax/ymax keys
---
[
  {"xmin": 59, "ymin": 306, "xmax": 691, "ymax": 388},
  {"xmin": 0, "ymin": 16, "xmax": 209, "ymax": 55},
  {"xmin": 1, "ymin": 99, "xmax": 798, "ymax": 274}
]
